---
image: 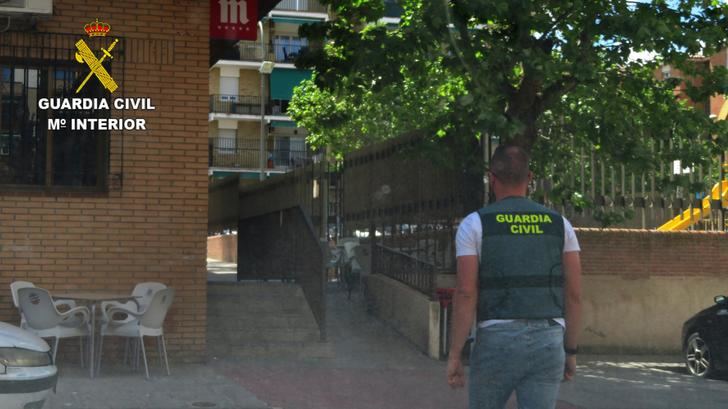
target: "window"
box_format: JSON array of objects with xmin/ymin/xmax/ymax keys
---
[
  {"xmin": 273, "ymin": 36, "xmax": 308, "ymax": 63},
  {"xmin": 219, "ymin": 76, "xmax": 239, "ymax": 97},
  {"xmin": 0, "ymin": 32, "xmax": 122, "ymax": 192},
  {"xmin": 0, "ymin": 62, "xmax": 110, "ymax": 190},
  {"xmin": 273, "ymin": 136, "xmax": 306, "ymax": 167},
  {"xmin": 216, "ymin": 129, "xmax": 237, "ymax": 153}
]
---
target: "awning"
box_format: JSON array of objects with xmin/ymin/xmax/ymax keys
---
[
  {"xmin": 270, "ymin": 68, "xmax": 313, "ymax": 100},
  {"xmin": 270, "ymin": 16, "xmax": 323, "ymax": 25},
  {"xmin": 271, "ymin": 120, "xmax": 297, "ymax": 128}
]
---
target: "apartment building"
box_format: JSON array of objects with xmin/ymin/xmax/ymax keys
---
[
  {"xmin": 208, "ymin": 0, "xmax": 330, "ymax": 181},
  {"xmin": 208, "ymin": 0, "xmax": 405, "ymax": 181},
  {"xmin": 657, "ymin": 49, "xmax": 728, "ymax": 118}
]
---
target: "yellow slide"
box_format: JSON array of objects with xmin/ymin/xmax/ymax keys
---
[{"xmin": 657, "ymin": 180, "xmax": 728, "ymax": 231}]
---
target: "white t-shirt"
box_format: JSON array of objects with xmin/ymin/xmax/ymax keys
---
[{"xmin": 455, "ymin": 210, "xmax": 580, "ymax": 328}]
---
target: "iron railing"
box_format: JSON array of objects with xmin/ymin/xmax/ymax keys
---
[
  {"xmin": 273, "ymin": 0, "xmax": 328, "ymax": 13},
  {"xmin": 224, "ymin": 40, "xmax": 310, "ymax": 63},
  {"xmin": 209, "ymin": 95, "xmax": 292, "ymax": 116},
  {"xmin": 209, "ymin": 95, "xmax": 262, "ymax": 115},
  {"xmin": 373, "ymin": 243, "xmax": 436, "ymax": 296},
  {"xmin": 209, "ymin": 144, "xmax": 311, "ymax": 170}
]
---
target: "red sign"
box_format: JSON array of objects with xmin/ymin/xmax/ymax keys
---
[{"xmin": 210, "ymin": 0, "xmax": 258, "ymax": 40}]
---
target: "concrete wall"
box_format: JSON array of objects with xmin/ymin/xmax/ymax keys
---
[
  {"xmin": 0, "ymin": 0, "xmax": 209, "ymax": 362},
  {"xmin": 207, "ymin": 234, "xmax": 237, "ymax": 263},
  {"xmin": 363, "ymin": 274, "xmax": 441, "ymax": 359}
]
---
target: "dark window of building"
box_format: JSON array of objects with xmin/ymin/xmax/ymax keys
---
[{"xmin": 0, "ymin": 32, "xmax": 117, "ymax": 192}]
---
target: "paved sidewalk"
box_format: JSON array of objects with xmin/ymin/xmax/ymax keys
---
[
  {"xmin": 215, "ymin": 286, "xmax": 577, "ymax": 409},
  {"xmin": 45, "ymin": 277, "xmax": 728, "ymax": 409}
]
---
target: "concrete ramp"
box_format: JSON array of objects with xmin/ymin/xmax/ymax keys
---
[{"xmin": 207, "ymin": 282, "xmax": 332, "ymax": 359}]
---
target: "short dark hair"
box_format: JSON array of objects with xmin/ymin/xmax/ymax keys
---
[{"xmin": 489, "ymin": 144, "xmax": 530, "ymax": 186}]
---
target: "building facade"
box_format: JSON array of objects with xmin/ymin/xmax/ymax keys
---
[
  {"xmin": 657, "ymin": 49, "xmax": 728, "ymax": 118},
  {"xmin": 208, "ymin": 0, "xmax": 328, "ymax": 181},
  {"xmin": 0, "ymin": 0, "xmax": 209, "ymax": 362}
]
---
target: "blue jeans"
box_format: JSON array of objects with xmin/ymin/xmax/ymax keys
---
[{"xmin": 469, "ymin": 319, "xmax": 565, "ymax": 409}]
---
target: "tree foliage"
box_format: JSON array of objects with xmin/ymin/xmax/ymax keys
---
[{"xmin": 289, "ymin": 0, "xmax": 728, "ymax": 202}]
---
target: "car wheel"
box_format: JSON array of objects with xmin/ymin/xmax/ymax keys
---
[{"xmin": 685, "ymin": 333, "xmax": 714, "ymax": 378}]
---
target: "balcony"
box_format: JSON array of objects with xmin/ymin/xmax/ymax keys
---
[
  {"xmin": 209, "ymin": 143, "xmax": 312, "ymax": 170},
  {"xmin": 273, "ymin": 0, "xmax": 328, "ymax": 14},
  {"xmin": 210, "ymin": 95, "xmax": 262, "ymax": 116},
  {"xmin": 219, "ymin": 39, "xmax": 310, "ymax": 63},
  {"xmin": 237, "ymin": 42, "xmax": 266, "ymax": 61},
  {"xmin": 210, "ymin": 95, "xmax": 291, "ymax": 116}
]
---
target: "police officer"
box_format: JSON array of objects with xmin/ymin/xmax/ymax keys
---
[{"xmin": 447, "ymin": 144, "xmax": 582, "ymax": 409}]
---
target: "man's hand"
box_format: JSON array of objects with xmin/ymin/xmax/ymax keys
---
[
  {"xmin": 563, "ymin": 355, "xmax": 577, "ymax": 381},
  {"xmin": 447, "ymin": 357, "xmax": 466, "ymax": 389}
]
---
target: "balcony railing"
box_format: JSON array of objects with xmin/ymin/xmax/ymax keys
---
[
  {"xmin": 273, "ymin": 0, "xmax": 328, "ymax": 13},
  {"xmin": 210, "ymin": 95, "xmax": 262, "ymax": 115},
  {"xmin": 226, "ymin": 40, "xmax": 309, "ymax": 63},
  {"xmin": 237, "ymin": 42, "xmax": 265, "ymax": 61},
  {"xmin": 210, "ymin": 95, "xmax": 292, "ymax": 116},
  {"xmin": 209, "ymin": 143, "xmax": 312, "ymax": 170}
]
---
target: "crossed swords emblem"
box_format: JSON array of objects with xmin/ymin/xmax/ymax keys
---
[{"xmin": 74, "ymin": 38, "xmax": 119, "ymax": 94}]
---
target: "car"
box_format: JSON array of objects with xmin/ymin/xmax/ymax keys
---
[
  {"xmin": 0, "ymin": 321, "xmax": 57, "ymax": 409},
  {"xmin": 682, "ymin": 295, "xmax": 728, "ymax": 378}
]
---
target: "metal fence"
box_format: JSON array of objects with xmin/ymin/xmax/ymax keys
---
[
  {"xmin": 527, "ymin": 136, "xmax": 728, "ymax": 231},
  {"xmin": 372, "ymin": 244, "xmax": 436, "ymax": 295},
  {"xmin": 340, "ymin": 133, "xmax": 483, "ymax": 295},
  {"xmin": 218, "ymin": 130, "xmax": 728, "ymax": 303}
]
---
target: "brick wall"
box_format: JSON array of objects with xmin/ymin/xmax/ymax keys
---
[
  {"xmin": 0, "ymin": 0, "xmax": 209, "ymax": 362},
  {"xmin": 578, "ymin": 229, "xmax": 728, "ymax": 277},
  {"xmin": 207, "ymin": 234, "xmax": 237, "ymax": 263},
  {"xmin": 576, "ymin": 229, "xmax": 728, "ymax": 352}
]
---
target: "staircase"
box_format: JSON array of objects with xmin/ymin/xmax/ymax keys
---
[{"xmin": 207, "ymin": 281, "xmax": 332, "ymax": 359}]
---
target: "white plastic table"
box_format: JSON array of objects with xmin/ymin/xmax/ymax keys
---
[{"xmin": 54, "ymin": 291, "xmax": 140, "ymax": 378}]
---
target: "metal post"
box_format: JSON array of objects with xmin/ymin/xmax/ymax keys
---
[
  {"xmin": 259, "ymin": 20, "xmax": 266, "ymax": 182},
  {"xmin": 321, "ymin": 156, "xmax": 329, "ymax": 239},
  {"xmin": 721, "ymin": 152, "xmax": 726, "ymax": 231}
]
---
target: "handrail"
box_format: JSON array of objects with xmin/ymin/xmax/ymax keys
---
[{"xmin": 373, "ymin": 243, "xmax": 436, "ymax": 297}]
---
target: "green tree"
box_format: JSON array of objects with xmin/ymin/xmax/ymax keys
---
[{"xmin": 290, "ymin": 0, "xmax": 728, "ymax": 204}]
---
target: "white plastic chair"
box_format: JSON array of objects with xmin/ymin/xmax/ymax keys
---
[
  {"xmin": 16, "ymin": 287, "xmax": 91, "ymax": 365},
  {"xmin": 100, "ymin": 282, "xmax": 167, "ymax": 315},
  {"xmin": 97, "ymin": 288, "xmax": 175, "ymax": 379},
  {"xmin": 10, "ymin": 281, "xmax": 77, "ymax": 329}
]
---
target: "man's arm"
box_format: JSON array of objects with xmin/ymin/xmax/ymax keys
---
[
  {"xmin": 446, "ymin": 255, "xmax": 478, "ymax": 389},
  {"xmin": 563, "ymin": 250, "xmax": 582, "ymax": 381}
]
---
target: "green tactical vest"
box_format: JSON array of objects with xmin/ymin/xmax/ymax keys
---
[{"xmin": 477, "ymin": 196, "xmax": 565, "ymax": 321}]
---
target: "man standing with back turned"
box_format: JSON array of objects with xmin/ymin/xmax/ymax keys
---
[{"xmin": 447, "ymin": 145, "xmax": 582, "ymax": 409}]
